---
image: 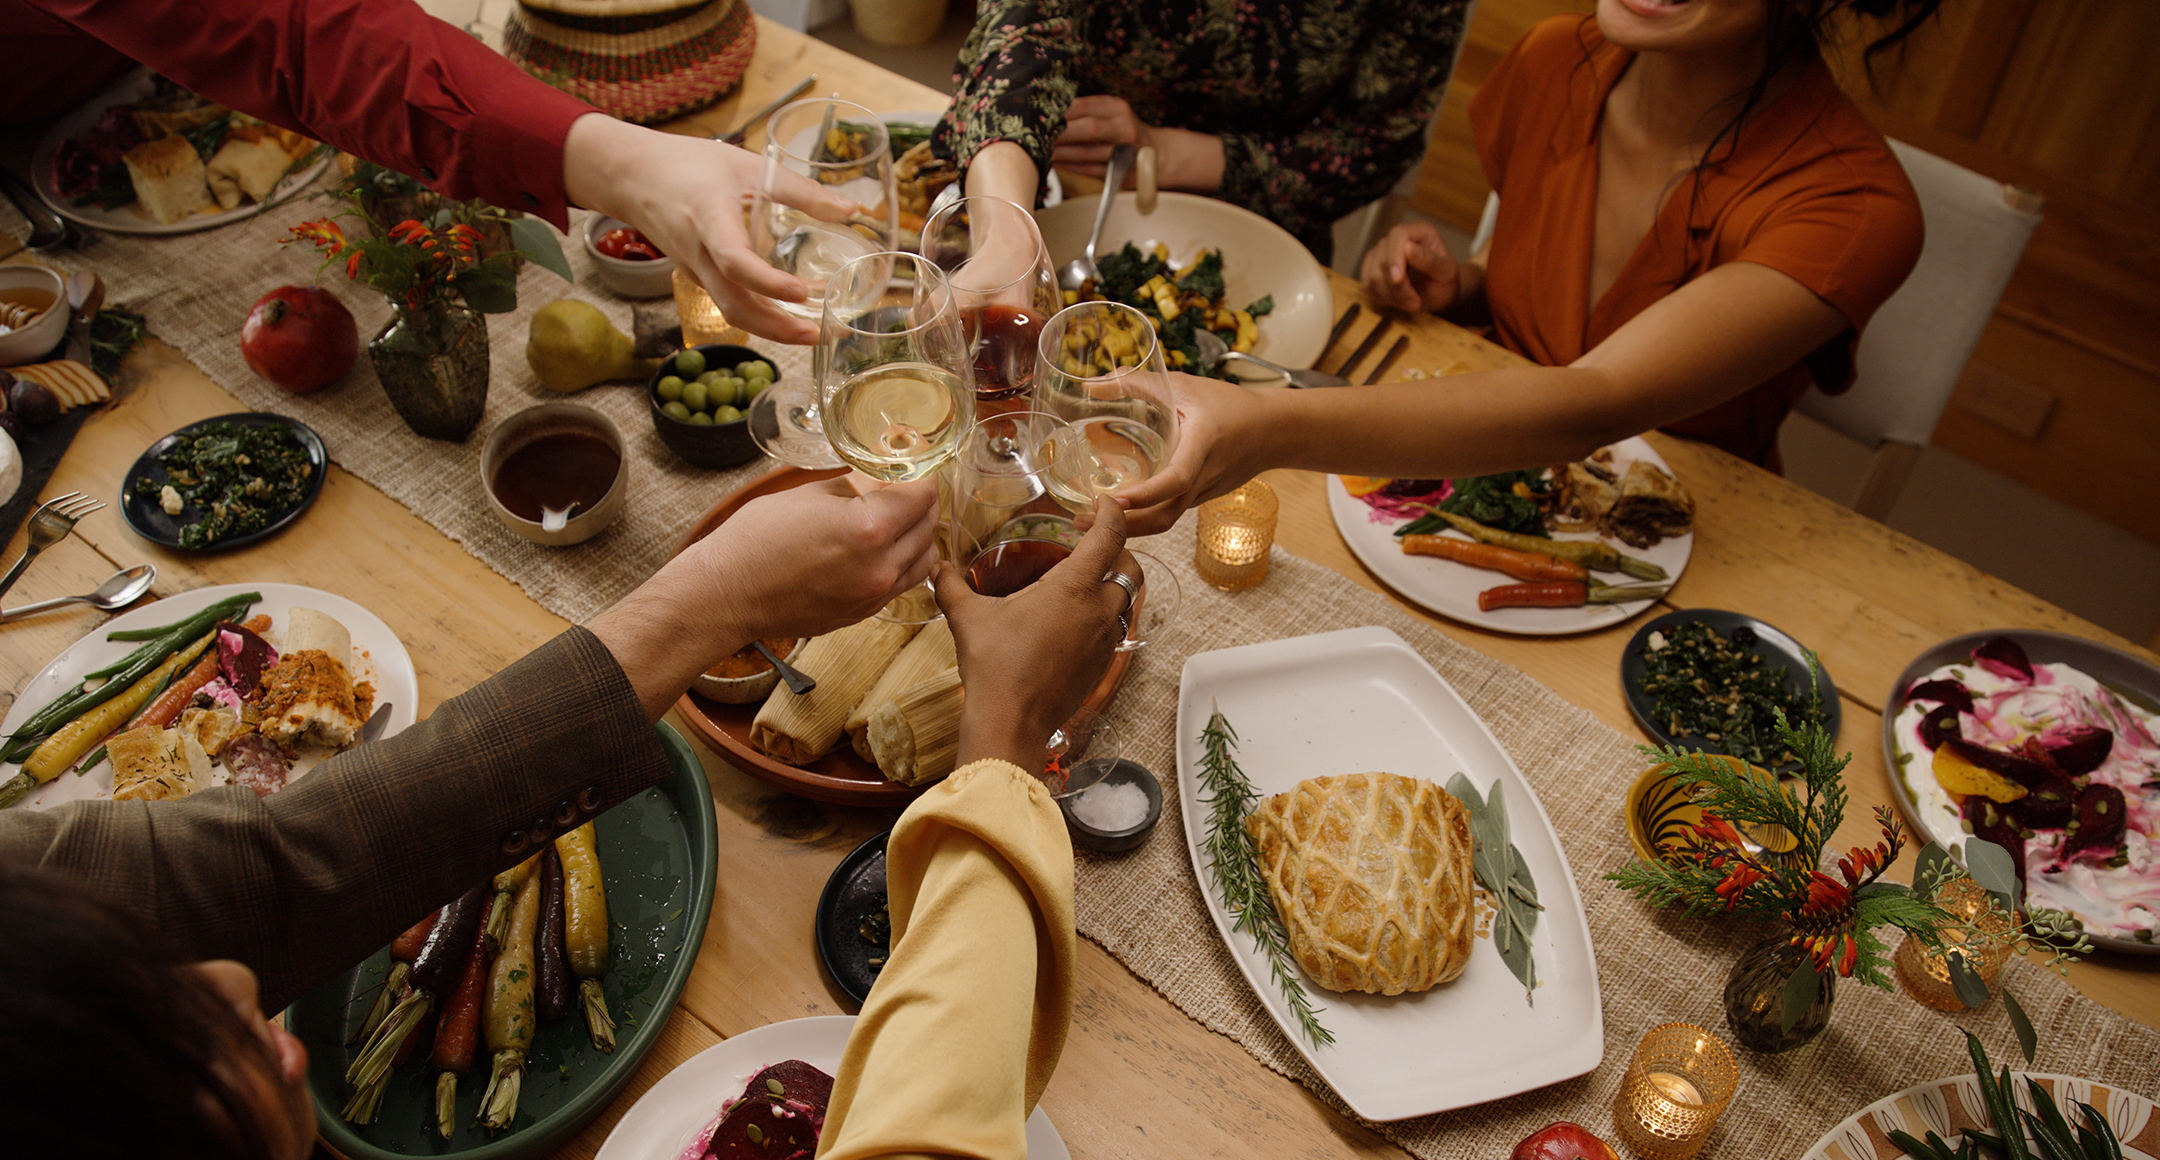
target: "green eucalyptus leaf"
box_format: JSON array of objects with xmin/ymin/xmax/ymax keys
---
[
  {"xmin": 2003, "ymin": 988, "xmax": 2039, "ymax": 1064},
  {"xmin": 509, "ymin": 216, "xmax": 574, "ymax": 282},
  {"xmin": 1946, "ymin": 950, "xmax": 1991, "ymax": 1009},
  {"xmin": 455, "ymin": 262, "xmax": 518, "ymax": 313},
  {"xmin": 1916, "ymin": 842, "xmax": 1956, "ymax": 894},
  {"xmin": 1966, "ymin": 837, "xmax": 2022, "ymax": 907},
  {"xmin": 1780, "ymin": 957, "xmax": 1819, "ymax": 1034}
]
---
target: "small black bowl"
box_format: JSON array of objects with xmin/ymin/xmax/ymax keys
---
[
  {"xmin": 646, "ymin": 343, "xmax": 767, "ymax": 469},
  {"xmin": 1059, "ymin": 759, "xmax": 1162, "ymax": 853}
]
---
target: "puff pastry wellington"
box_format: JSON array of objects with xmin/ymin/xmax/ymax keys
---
[{"xmin": 1244, "ymin": 772, "xmax": 1476, "ymax": 995}]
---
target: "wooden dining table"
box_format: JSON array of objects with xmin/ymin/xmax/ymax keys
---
[{"xmin": 3, "ymin": 17, "xmax": 2156, "ymax": 1160}]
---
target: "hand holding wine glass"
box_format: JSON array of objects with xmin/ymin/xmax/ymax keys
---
[
  {"xmin": 919, "ymin": 195, "xmax": 1061, "ymax": 410},
  {"xmin": 1037, "ymin": 301, "xmax": 1181, "ymax": 512},
  {"xmin": 818, "ymin": 252, "xmax": 975, "ymax": 483}
]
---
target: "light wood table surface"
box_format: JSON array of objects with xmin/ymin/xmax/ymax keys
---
[{"xmin": 3, "ymin": 17, "xmax": 2155, "ymax": 1160}]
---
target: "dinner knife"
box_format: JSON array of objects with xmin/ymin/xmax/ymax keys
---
[
  {"xmin": 356, "ymin": 702, "xmax": 394, "ymax": 746},
  {"xmin": 716, "ymin": 74, "xmax": 817, "ymax": 146}
]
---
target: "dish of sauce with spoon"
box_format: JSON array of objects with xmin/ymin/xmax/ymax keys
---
[{"xmin": 490, "ymin": 431, "xmax": 621, "ymax": 526}]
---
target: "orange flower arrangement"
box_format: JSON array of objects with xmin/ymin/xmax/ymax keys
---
[{"xmin": 285, "ymin": 191, "xmax": 562, "ymax": 314}]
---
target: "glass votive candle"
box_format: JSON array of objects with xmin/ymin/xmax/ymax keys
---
[
  {"xmin": 1894, "ymin": 876, "xmax": 2015, "ymax": 1011},
  {"xmin": 1194, "ymin": 479, "xmax": 1278, "ymax": 591},
  {"xmin": 1612, "ymin": 1023, "xmax": 1738, "ymax": 1159},
  {"xmin": 672, "ymin": 266, "xmax": 745, "ymax": 347}
]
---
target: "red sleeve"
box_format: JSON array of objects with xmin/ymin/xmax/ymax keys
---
[{"xmin": 29, "ymin": 0, "xmax": 595, "ymax": 229}]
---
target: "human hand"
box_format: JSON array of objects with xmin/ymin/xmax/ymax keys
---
[
  {"xmin": 691, "ymin": 476, "xmax": 942, "ymax": 643},
  {"xmin": 940, "ymin": 498, "xmax": 1133, "ymax": 770},
  {"xmin": 1105, "ymin": 372, "xmax": 1273, "ymax": 536},
  {"xmin": 1359, "ymin": 222, "xmax": 1460, "ymax": 315},
  {"xmin": 562, "ymin": 114, "xmax": 856, "ymax": 346},
  {"xmin": 1052, "ymin": 96, "xmax": 1223, "ymax": 192}
]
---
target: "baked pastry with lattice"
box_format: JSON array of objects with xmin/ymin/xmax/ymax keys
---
[{"xmin": 1244, "ymin": 771, "xmax": 1475, "ymax": 995}]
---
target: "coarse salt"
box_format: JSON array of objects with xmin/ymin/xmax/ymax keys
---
[{"xmin": 1070, "ymin": 778, "xmax": 1150, "ymax": 832}]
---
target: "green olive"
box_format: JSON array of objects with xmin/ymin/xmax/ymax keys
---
[
  {"xmin": 681, "ymin": 381, "xmax": 709, "ymax": 412},
  {"xmin": 688, "ymin": 410, "xmax": 714, "ymax": 426},
  {"xmin": 742, "ymin": 360, "xmax": 775, "ymax": 380},
  {"xmin": 673, "ymin": 349, "xmax": 706, "ymax": 378},
  {"xmin": 706, "ymin": 378, "xmax": 738, "ymax": 408},
  {"xmin": 656, "ymin": 375, "xmax": 685, "ymax": 402},
  {"xmin": 742, "ymin": 378, "xmax": 768, "ymax": 403},
  {"xmin": 713, "ymin": 404, "xmax": 743, "ymax": 424},
  {"xmin": 662, "ymin": 400, "xmax": 691, "ymax": 421}
]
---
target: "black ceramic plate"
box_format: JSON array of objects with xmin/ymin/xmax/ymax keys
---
[
  {"xmin": 121, "ymin": 412, "xmax": 328, "ymax": 550},
  {"xmin": 1882, "ymin": 630, "xmax": 2160, "ymax": 957},
  {"xmin": 815, "ymin": 830, "xmax": 891, "ymax": 1007},
  {"xmin": 1620, "ymin": 609, "xmax": 1840, "ymax": 766}
]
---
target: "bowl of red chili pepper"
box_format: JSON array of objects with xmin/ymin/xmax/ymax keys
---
[{"xmin": 582, "ymin": 214, "xmax": 675, "ymax": 299}]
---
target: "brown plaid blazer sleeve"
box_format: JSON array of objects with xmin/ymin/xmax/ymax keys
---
[{"xmin": 0, "ymin": 626, "xmax": 675, "ymax": 1010}]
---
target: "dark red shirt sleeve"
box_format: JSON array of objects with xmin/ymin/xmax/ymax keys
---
[{"xmin": 13, "ymin": 0, "xmax": 595, "ymax": 228}]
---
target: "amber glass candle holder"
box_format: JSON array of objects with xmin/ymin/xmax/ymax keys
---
[
  {"xmin": 1194, "ymin": 479, "xmax": 1278, "ymax": 591},
  {"xmin": 1612, "ymin": 1023, "xmax": 1738, "ymax": 1159},
  {"xmin": 1895, "ymin": 877, "xmax": 2015, "ymax": 1011},
  {"xmin": 673, "ymin": 266, "xmax": 744, "ymax": 348}
]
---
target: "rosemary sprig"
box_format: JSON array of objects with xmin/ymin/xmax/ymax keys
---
[{"xmin": 1197, "ymin": 707, "xmax": 1333, "ymax": 1048}]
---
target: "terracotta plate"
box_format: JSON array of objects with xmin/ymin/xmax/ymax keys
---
[{"xmin": 670, "ymin": 465, "xmax": 1132, "ymax": 806}]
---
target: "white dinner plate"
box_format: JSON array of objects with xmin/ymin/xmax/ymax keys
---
[
  {"xmin": 1802, "ymin": 1072, "xmax": 2158, "ymax": 1159},
  {"xmin": 1326, "ymin": 436, "xmax": 1692, "ymax": 635},
  {"xmin": 3, "ymin": 583, "xmax": 418, "ymax": 809},
  {"xmin": 31, "ymin": 69, "xmax": 332, "ymax": 236},
  {"xmin": 593, "ymin": 1015, "xmax": 1070, "ymax": 1160},
  {"xmin": 1034, "ymin": 191, "xmax": 1333, "ymax": 370},
  {"xmin": 1174, "ymin": 626, "xmax": 1603, "ymax": 1121}
]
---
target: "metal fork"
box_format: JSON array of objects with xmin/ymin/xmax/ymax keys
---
[{"xmin": 0, "ymin": 492, "xmax": 106, "ymax": 600}]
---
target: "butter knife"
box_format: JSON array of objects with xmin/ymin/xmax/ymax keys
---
[
  {"xmin": 357, "ymin": 702, "xmax": 394, "ymax": 746},
  {"xmin": 716, "ymin": 74, "xmax": 817, "ymax": 146}
]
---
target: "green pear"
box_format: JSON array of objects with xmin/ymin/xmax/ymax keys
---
[{"xmin": 526, "ymin": 300, "xmax": 660, "ymax": 393}]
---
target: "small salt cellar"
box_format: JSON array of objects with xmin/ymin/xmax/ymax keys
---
[{"xmin": 1059, "ymin": 760, "xmax": 1162, "ymax": 853}]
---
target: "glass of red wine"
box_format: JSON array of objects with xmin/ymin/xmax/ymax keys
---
[
  {"xmin": 918, "ymin": 195, "xmax": 1061, "ymax": 417},
  {"xmin": 1043, "ymin": 707, "xmax": 1119, "ymax": 799},
  {"xmin": 948, "ymin": 409, "xmax": 1077, "ymax": 597}
]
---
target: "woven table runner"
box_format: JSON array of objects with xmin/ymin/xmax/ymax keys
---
[{"xmin": 52, "ymin": 189, "xmax": 2160, "ymax": 1157}]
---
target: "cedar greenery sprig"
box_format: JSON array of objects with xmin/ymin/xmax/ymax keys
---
[{"xmin": 1197, "ymin": 707, "xmax": 1333, "ymax": 1048}]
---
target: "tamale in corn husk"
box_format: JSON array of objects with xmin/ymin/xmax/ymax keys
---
[
  {"xmin": 846, "ymin": 618, "xmax": 955, "ymax": 761},
  {"xmin": 751, "ymin": 612, "xmax": 918, "ymax": 764},
  {"xmin": 865, "ymin": 668, "xmax": 963, "ymax": 786}
]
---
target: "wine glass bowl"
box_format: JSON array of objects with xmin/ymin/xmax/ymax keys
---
[
  {"xmin": 1036, "ymin": 301, "xmax": 1180, "ymax": 512},
  {"xmin": 817, "ymin": 252, "xmax": 974, "ymax": 483},
  {"xmin": 1045, "ymin": 707, "xmax": 1119, "ymax": 799},
  {"xmin": 947, "ymin": 409, "xmax": 1077, "ymax": 594},
  {"xmin": 749, "ymin": 99, "xmax": 897, "ymax": 321},
  {"xmin": 1116, "ymin": 549, "xmax": 1178, "ymax": 653},
  {"xmin": 919, "ymin": 195, "xmax": 1061, "ymax": 410}
]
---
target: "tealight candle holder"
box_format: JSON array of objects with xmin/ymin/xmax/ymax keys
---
[
  {"xmin": 1612, "ymin": 1023, "xmax": 1737, "ymax": 1159},
  {"xmin": 1194, "ymin": 479, "xmax": 1278, "ymax": 591},
  {"xmin": 1894, "ymin": 876, "xmax": 2015, "ymax": 1011},
  {"xmin": 673, "ymin": 266, "xmax": 744, "ymax": 348}
]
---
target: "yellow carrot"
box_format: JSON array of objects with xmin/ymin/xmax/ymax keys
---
[
  {"xmin": 554, "ymin": 823, "xmax": 615, "ymax": 1052},
  {"xmin": 21, "ymin": 632, "xmax": 216, "ymax": 784}
]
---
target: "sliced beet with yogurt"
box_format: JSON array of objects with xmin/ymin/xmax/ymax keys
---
[
  {"xmin": 2063, "ymin": 784, "xmax": 2128, "ymax": 863},
  {"xmin": 1942, "ymin": 738, "xmax": 2055, "ymax": 789},
  {"xmin": 2044, "ymin": 725, "xmax": 2114, "ymax": 776},
  {"xmin": 1972, "ymin": 636, "xmax": 2035, "ymax": 683},
  {"xmin": 2006, "ymin": 776, "xmax": 2076, "ymax": 830},
  {"xmin": 1905, "ymin": 678, "xmax": 1975, "ymax": 714},
  {"xmin": 217, "ymin": 622, "xmax": 278, "ymax": 697},
  {"xmin": 1961, "ymin": 797, "xmax": 2027, "ymax": 889},
  {"xmin": 1919, "ymin": 703, "xmax": 1964, "ymax": 751},
  {"xmin": 695, "ymin": 1059, "xmax": 833, "ymax": 1159}
]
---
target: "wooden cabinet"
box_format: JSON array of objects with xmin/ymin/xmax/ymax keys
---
[{"xmin": 1406, "ymin": 0, "xmax": 2160, "ymax": 545}]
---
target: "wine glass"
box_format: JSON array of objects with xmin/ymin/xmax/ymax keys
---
[
  {"xmin": 1044, "ymin": 707, "xmax": 1119, "ymax": 799},
  {"xmin": 1115, "ymin": 549, "xmax": 1179, "ymax": 653},
  {"xmin": 817, "ymin": 251, "xmax": 974, "ymax": 483},
  {"xmin": 918, "ymin": 195, "xmax": 1061, "ymax": 415},
  {"xmin": 1036, "ymin": 301, "xmax": 1181, "ymax": 512},
  {"xmin": 744, "ymin": 98, "xmax": 899, "ymax": 468},
  {"xmin": 947, "ymin": 409, "xmax": 1077, "ymax": 596}
]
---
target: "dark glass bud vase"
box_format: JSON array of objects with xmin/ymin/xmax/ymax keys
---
[
  {"xmin": 369, "ymin": 301, "xmax": 489, "ymax": 441},
  {"xmin": 1723, "ymin": 926, "xmax": 1836, "ymax": 1053}
]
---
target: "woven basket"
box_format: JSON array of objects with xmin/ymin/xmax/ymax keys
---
[{"xmin": 503, "ymin": 0, "xmax": 756, "ymax": 126}]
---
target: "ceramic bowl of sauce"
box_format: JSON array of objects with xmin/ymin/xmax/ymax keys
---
[
  {"xmin": 693, "ymin": 637, "xmax": 803, "ymax": 703},
  {"xmin": 481, "ymin": 402, "xmax": 629, "ymax": 546},
  {"xmin": 0, "ymin": 265, "xmax": 68, "ymax": 368}
]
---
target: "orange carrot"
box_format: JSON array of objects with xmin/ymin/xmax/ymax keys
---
[
  {"xmin": 1477, "ymin": 580, "xmax": 1668, "ymax": 611},
  {"xmin": 431, "ymin": 913, "xmax": 492, "ymax": 1136},
  {"xmin": 391, "ymin": 910, "xmax": 439, "ymax": 962},
  {"xmin": 1401, "ymin": 534, "xmax": 1587, "ymax": 582},
  {"xmin": 124, "ymin": 652, "xmax": 220, "ymax": 732}
]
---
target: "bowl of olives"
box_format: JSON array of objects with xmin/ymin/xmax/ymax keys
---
[{"xmin": 646, "ymin": 344, "xmax": 775, "ymax": 469}]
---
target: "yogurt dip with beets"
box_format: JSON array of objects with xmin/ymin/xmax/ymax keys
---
[{"xmin": 1890, "ymin": 640, "xmax": 2160, "ymax": 945}]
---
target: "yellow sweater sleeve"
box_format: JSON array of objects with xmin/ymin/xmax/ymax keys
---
[{"xmin": 817, "ymin": 759, "xmax": 1076, "ymax": 1160}]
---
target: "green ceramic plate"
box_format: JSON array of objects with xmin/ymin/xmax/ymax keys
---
[{"xmin": 288, "ymin": 721, "xmax": 718, "ymax": 1158}]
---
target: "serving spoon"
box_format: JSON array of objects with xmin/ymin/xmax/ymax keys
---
[
  {"xmin": 757, "ymin": 641, "xmax": 816, "ymax": 695},
  {"xmin": 1192, "ymin": 328, "xmax": 1348, "ymax": 389},
  {"xmin": 1, "ymin": 563, "xmax": 156, "ymax": 621},
  {"xmin": 1057, "ymin": 144, "xmax": 1136, "ymax": 293}
]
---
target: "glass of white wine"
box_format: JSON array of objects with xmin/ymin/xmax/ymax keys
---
[
  {"xmin": 817, "ymin": 251, "xmax": 974, "ymax": 483},
  {"xmin": 1036, "ymin": 301, "xmax": 1180, "ymax": 512}
]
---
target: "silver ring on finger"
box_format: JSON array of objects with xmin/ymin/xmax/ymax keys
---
[{"xmin": 1101, "ymin": 569, "xmax": 1140, "ymax": 617}]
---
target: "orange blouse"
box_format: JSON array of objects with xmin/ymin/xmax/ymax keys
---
[{"xmin": 1471, "ymin": 15, "xmax": 1924, "ymax": 467}]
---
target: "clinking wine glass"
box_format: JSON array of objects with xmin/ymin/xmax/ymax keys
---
[
  {"xmin": 1036, "ymin": 301, "xmax": 1181, "ymax": 512},
  {"xmin": 948, "ymin": 409, "xmax": 1077, "ymax": 599},
  {"xmin": 816, "ymin": 251, "xmax": 974, "ymax": 484},
  {"xmin": 918, "ymin": 195, "xmax": 1061, "ymax": 416}
]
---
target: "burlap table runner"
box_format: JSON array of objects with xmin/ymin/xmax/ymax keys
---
[{"xmin": 45, "ymin": 190, "xmax": 2159, "ymax": 1156}]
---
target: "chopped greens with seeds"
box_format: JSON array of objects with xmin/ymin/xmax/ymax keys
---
[
  {"xmin": 136, "ymin": 421, "xmax": 314, "ymax": 548},
  {"xmin": 1633, "ymin": 620, "xmax": 1827, "ymax": 768}
]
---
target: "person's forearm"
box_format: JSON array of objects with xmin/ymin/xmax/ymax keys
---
[
  {"xmin": 966, "ymin": 140, "xmax": 1042, "ymax": 207},
  {"xmin": 585, "ymin": 549, "xmax": 752, "ymax": 721}
]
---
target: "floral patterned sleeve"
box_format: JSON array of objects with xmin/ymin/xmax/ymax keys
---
[{"xmin": 931, "ymin": 0, "xmax": 1078, "ymax": 200}]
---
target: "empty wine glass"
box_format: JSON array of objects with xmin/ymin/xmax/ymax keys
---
[
  {"xmin": 1036, "ymin": 301, "xmax": 1180, "ymax": 512},
  {"xmin": 817, "ymin": 252, "xmax": 974, "ymax": 483},
  {"xmin": 750, "ymin": 98, "xmax": 898, "ymax": 321},
  {"xmin": 918, "ymin": 195, "xmax": 1061, "ymax": 415}
]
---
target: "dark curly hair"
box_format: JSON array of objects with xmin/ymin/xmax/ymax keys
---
[
  {"xmin": 1700, "ymin": 0, "xmax": 1946, "ymax": 170},
  {"xmin": 0, "ymin": 863, "xmax": 286, "ymax": 1160}
]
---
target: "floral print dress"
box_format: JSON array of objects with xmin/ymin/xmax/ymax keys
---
[{"xmin": 931, "ymin": 0, "xmax": 1471, "ymax": 262}]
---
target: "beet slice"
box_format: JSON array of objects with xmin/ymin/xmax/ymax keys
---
[
  {"xmin": 1961, "ymin": 797, "xmax": 2028, "ymax": 889},
  {"xmin": 697, "ymin": 1059, "xmax": 834, "ymax": 1159},
  {"xmin": 1942, "ymin": 739, "xmax": 2055, "ymax": 789},
  {"xmin": 2045, "ymin": 726, "xmax": 2114, "ymax": 776},
  {"xmin": 1973, "ymin": 636, "xmax": 2035, "ymax": 682},
  {"xmin": 2063, "ymin": 784, "xmax": 2129, "ymax": 863},
  {"xmin": 2006, "ymin": 776, "xmax": 2076, "ymax": 830},
  {"xmin": 216, "ymin": 622, "xmax": 278, "ymax": 697},
  {"xmin": 1905, "ymin": 678, "xmax": 1975, "ymax": 714},
  {"xmin": 1919, "ymin": 703, "xmax": 1964, "ymax": 751}
]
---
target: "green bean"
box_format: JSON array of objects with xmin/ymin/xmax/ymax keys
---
[{"xmin": 3, "ymin": 595, "xmax": 257, "ymax": 759}]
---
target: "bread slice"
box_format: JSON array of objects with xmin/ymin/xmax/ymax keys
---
[
  {"xmin": 1245, "ymin": 772, "xmax": 1476, "ymax": 995},
  {"xmin": 205, "ymin": 136, "xmax": 292, "ymax": 208},
  {"xmin": 122, "ymin": 136, "xmax": 213, "ymax": 224}
]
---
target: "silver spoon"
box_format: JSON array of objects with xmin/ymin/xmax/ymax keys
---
[
  {"xmin": 1057, "ymin": 144, "xmax": 1136, "ymax": 293},
  {"xmin": 1, "ymin": 563, "xmax": 157, "ymax": 621},
  {"xmin": 757, "ymin": 641, "xmax": 816, "ymax": 694},
  {"xmin": 1191, "ymin": 328, "xmax": 1349, "ymax": 389}
]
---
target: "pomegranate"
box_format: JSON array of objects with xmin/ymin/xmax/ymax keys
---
[
  {"xmin": 240, "ymin": 285, "xmax": 357, "ymax": 394},
  {"xmin": 1510, "ymin": 1121, "xmax": 1620, "ymax": 1160}
]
